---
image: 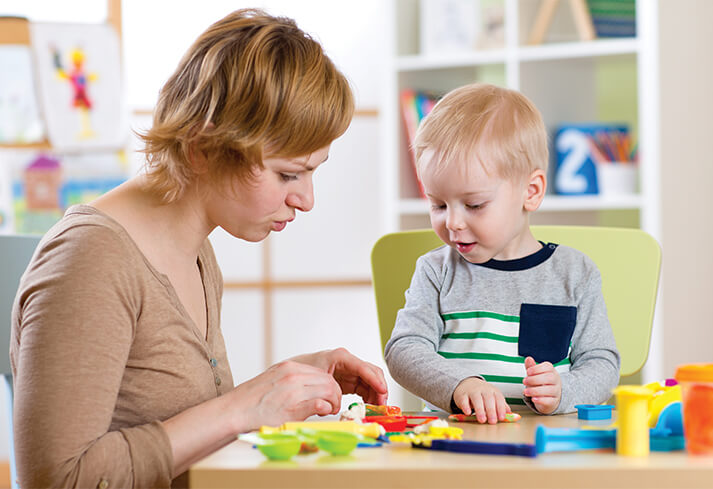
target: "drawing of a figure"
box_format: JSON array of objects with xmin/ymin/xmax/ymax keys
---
[{"xmin": 52, "ymin": 46, "xmax": 97, "ymax": 140}]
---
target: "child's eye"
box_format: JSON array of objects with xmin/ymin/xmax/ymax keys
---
[
  {"xmin": 430, "ymin": 204, "xmax": 446, "ymax": 211},
  {"xmin": 280, "ymin": 173, "xmax": 298, "ymax": 182},
  {"xmin": 466, "ymin": 203, "xmax": 484, "ymax": 210}
]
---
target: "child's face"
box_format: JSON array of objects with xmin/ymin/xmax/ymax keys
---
[{"xmin": 420, "ymin": 156, "xmax": 533, "ymax": 264}]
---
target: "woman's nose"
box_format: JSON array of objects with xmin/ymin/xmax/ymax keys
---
[{"xmin": 286, "ymin": 177, "xmax": 314, "ymax": 212}]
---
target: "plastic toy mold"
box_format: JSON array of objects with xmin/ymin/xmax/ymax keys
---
[{"xmin": 574, "ymin": 404, "xmax": 615, "ymax": 420}]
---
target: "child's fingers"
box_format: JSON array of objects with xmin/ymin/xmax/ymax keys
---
[
  {"xmin": 470, "ymin": 394, "xmax": 488, "ymax": 424},
  {"xmin": 496, "ymin": 396, "xmax": 510, "ymax": 420},
  {"xmin": 523, "ymin": 370, "xmax": 558, "ymax": 388},
  {"xmin": 525, "ymin": 360, "xmax": 554, "ymax": 376},
  {"xmin": 524, "ymin": 384, "xmax": 558, "ymax": 398},
  {"xmin": 482, "ymin": 394, "xmax": 499, "ymax": 424},
  {"xmin": 524, "ymin": 356, "xmax": 537, "ymax": 369},
  {"xmin": 453, "ymin": 391, "xmax": 473, "ymax": 416},
  {"xmin": 532, "ymin": 395, "xmax": 559, "ymax": 414}
]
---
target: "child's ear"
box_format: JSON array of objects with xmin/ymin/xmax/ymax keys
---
[{"xmin": 523, "ymin": 169, "xmax": 546, "ymax": 212}]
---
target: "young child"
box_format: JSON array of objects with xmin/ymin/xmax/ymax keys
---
[{"xmin": 384, "ymin": 83, "xmax": 620, "ymax": 423}]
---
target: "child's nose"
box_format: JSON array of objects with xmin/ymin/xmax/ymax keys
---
[{"xmin": 446, "ymin": 209, "xmax": 466, "ymax": 230}]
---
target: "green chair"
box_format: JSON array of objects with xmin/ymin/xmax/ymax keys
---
[{"xmin": 370, "ymin": 226, "xmax": 661, "ymax": 378}]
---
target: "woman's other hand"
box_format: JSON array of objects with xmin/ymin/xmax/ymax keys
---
[
  {"xmin": 290, "ymin": 348, "xmax": 388, "ymax": 406},
  {"xmin": 230, "ymin": 360, "xmax": 342, "ymax": 431}
]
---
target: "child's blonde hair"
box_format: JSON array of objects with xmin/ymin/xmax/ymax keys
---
[
  {"xmin": 140, "ymin": 9, "xmax": 354, "ymax": 203},
  {"xmin": 414, "ymin": 83, "xmax": 548, "ymax": 181}
]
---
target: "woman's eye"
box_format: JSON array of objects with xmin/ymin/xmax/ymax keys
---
[
  {"xmin": 280, "ymin": 173, "xmax": 298, "ymax": 182},
  {"xmin": 430, "ymin": 204, "xmax": 446, "ymax": 211},
  {"xmin": 466, "ymin": 203, "xmax": 484, "ymax": 210}
]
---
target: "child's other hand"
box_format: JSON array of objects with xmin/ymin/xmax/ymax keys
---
[
  {"xmin": 452, "ymin": 377, "xmax": 511, "ymax": 424},
  {"xmin": 523, "ymin": 356, "xmax": 562, "ymax": 414}
]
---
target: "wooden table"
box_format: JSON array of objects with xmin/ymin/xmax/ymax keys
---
[{"xmin": 189, "ymin": 412, "xmax": 713, "ymax": 489}]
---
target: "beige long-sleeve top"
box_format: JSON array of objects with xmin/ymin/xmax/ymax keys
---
[{"xmin": 10, "ymin": 205, "xmax": 234, "ymax": 488}]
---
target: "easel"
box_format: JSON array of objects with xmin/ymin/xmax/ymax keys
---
[{"xmin": 528, "ymin": 0, "xmax": 596, "ymax": 45}]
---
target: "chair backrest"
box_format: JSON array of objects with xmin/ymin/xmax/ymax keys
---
[
  {"xmin": 1, "ymin": 235, "xmax": 41, "ymax": 375},
  {"xmin": 370, "ymin": 226, "xmax": 661, "ymax": 377},
  {"xmin": 1, "ymin": 234, "xmax": 40, "ymax": 489}
]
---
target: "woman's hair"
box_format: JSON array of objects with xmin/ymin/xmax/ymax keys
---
[
  {"xmin": 414, "ymin": 83, "xmax": 548, "ymax": 182},
  {"xmin": 140, "ymin": 8, "xmax": 354, "ymax": 202}
]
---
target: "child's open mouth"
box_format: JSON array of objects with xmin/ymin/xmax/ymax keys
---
[{"xmin": 456, "ymin": 242, "xmax": 476, "ymax": 253}]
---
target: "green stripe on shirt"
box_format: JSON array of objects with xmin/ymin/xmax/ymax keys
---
[
  {"xmin": 441, "ymin": 311, "xmax": 519, "ymax": 322},
  {"xmin": 441, "ymin": 332, "xmax": 518, "ymax": 343},
  {"xmin": 438, "ymin": 351, "xmax": 525, "ymax": 364},
  {"xmin": 438, "ymin": 350, "xmax": 572, "ymax": 367}
]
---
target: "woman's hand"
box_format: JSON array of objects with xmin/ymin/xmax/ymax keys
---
[
  {"xmin": 290, "ymin": 348, "xmax": 388, "ymax": 407},
  {"xmin": 229, "ymin": 360, "xmax": 343, "ymax": 432}
]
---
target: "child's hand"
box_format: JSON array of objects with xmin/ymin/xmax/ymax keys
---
[
  {"xmin": 523, "ymin": 357, "xmax": 562, "ymax": 414},
  {"xmin": 452, "ymin": 377, "xmax": 511, "ymax": 424}
]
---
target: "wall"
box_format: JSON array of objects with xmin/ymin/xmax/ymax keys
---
[{"xmin": 659, "ymin": 0, "xmax": 713, "ymax": 375}]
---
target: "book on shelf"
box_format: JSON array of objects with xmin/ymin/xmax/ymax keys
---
[
  {"xmin": 587, "ymin": 0, "xmax": 636, "ymax": 37},
  {"xmin": 399, "ymin": 89, "xmax": 439, "ymax": 198}
]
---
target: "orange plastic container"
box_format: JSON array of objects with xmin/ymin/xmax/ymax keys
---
[{"xmin": 675, "ymin": 363, "xmax": 713, "ymax": 455}]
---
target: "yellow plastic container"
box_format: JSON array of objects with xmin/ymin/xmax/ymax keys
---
[
  {"xmin": 675, "ymin": 363, "xmax": 713, "ymax": 455},
  {"xmin": 613, "ymin": 386, "xmax": 653, "ymax": 456}
]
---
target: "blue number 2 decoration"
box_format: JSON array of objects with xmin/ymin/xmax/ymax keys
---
[{"xmin": 554, "ymin": 127, "xmax": 599, "ymax": 195}]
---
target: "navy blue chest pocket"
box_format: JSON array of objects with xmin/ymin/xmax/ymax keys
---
[{"xmin": 518, "ymin": 303, "xmax": 577, "ymax": 364}]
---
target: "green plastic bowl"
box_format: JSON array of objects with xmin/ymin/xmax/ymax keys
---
[
  {"xmin": 315, "ymin": 431, "xmax": 359, "ymax": 456},
  {"xmin": 255, "ymin": 433, "xmax": 302, "ymax": 461}
]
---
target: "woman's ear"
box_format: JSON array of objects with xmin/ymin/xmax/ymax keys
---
[
  {"xmin": 523, "ymin": 169, "xmax": 547, "ymax": 212},
  {"xmin": 187, "ymin": 143, "xmax": 209, "ymax": 175}
]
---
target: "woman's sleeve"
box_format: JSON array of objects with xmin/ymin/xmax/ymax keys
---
[{"xmin": 12, "ymin": 224, "xmax": 173, "ymax": 488}]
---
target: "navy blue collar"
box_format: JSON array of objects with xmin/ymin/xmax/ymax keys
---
[{"xmin": 473, "ymin": 241, "xmax": 558, "ymax": 271}]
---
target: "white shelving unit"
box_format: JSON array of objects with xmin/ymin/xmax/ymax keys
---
[{"xmin": 380, "ymin": 0, "xmax": 661, "ymax": 381}]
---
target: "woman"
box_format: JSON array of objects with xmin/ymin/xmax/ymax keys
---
[{"xmin": 11, "ymin": 9, "xmax": 387, "ymax": 488}]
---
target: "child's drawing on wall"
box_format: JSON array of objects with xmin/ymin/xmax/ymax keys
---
[
  {"xmin": 31, "ymin": 23, "xmax": 126, "ymax": 151},
  {"xmin": 52, "ymin": 46, "xmax": 97, "ymax": 140}
]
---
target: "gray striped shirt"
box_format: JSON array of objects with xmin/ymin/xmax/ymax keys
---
[{"xmin": 384, "ymin": 242, "xmax": 620, "ymax": 414}]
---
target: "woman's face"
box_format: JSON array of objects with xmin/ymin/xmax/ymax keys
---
[{"xmin": 206, "ymin": 145, "xmax": 331, "ymax": 242}]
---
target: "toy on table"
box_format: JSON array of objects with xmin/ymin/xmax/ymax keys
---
[
  {"xmin": 389, "ymin": 420, "xmax": 463, "ymax": 444},
  {"xmin": 675, "ymin": 363, "xmax": 713, "ymax": 455},
  {"xmin": 613, "ymin": 385, "xmax": 654, "ymax": 456},
  {"xmin": 239, "ymin": 429, "xmax": 364, "ymax": 460},
  {"xmin": 340, "ymin": 401, "xmax": 366, "ymax": 421},
  {"xmin": 535, "ymin": 422, "xmax": 686, "ymax": 455},
  {"xmin": 260, "ymin": 420, "xmax": 385, "ymax": 439},
  {"xmin": 363, "ymin": 415, "xmax": 407, "ymax": 432},
  {"xmin": 574, "ymin": 404, "xmax": 614, "ymax": 421},
  {"xmin": 448, "ymin": 412, "xmax": 522, "ymax": 423},
  {"xmin": 364, "ymin": 403, "xmax": 402, "ymax": 416},
  {"xmin": 416, "ymin": 439, "xmax": 537, "ymax": 458},
  {"xmin": 391, "ymin": 419, "xmax": 534, "ymax": 457},
  {"xmin": 535, "ymin": 381, "xmax": 686, "ymax": 455},
  {"xmin": 644, "ymin": 379, "xmax": 682, "ymax": 429},
  {"xmin": 342, "ymin": 401, "xmax": 437, "ymax": 432},
  {"xmin": 239, "ymin": 432, "xmax": 303, "ymax": 460}
]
